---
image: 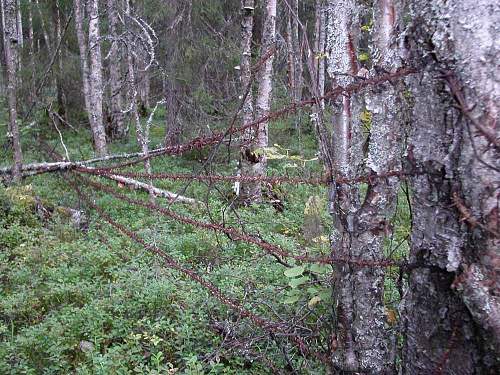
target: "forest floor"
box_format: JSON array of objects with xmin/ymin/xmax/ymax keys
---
[{"xmin": 0, "ymin": 111, "xmax": 410, "ymax": 374}]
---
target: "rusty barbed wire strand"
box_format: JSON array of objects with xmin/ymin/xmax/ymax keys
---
[
  {"xmin": 67, "ymin": 174, "xmax": 330, "ymax": 365},
  {"xmin": 75, "ymin": 171, "xmax": 404, "ymax": 270},
  {"xmin": 96, "ymin": 67, "xmax": 416, "ymax": 171},
  {"xmin": 76, "ymin": 165, "xmax": 416, "ymax": 188}
]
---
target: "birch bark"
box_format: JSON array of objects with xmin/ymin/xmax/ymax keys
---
[
  {"xmin": 2, "ymin": 0, "xmax": 22, "ymax": 182},
  {"xmin": 325, "ymin": 1, "xmax": 364, "ymax": 369},
  {"xmin": 107, "ymin": 0, "xmax": 127, "ymax": 140},
  {"xmin": 402, "ymin": 1, "xmax": 500, "ymax": 372},
  {"xmin": 240, "ymin": 0, "xmax": 276, "ymax": 203},
  {"xmin": 87, "ymin": 0, "xmax": 106, "ymax": 155},
  {"xmin": 124, "ymin": 0, "xmax": 154, "ymax": 201},
  {"xmin": 238, "ymin": 0, "xmax": 255, "ymax": 201}
]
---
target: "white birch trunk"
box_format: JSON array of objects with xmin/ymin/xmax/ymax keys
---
[
  {"xmin": 325, "ymin": 0, "xmax": 365, "ymax": 371},
  {"xmin": 241, "ymin": 0, "xmax": 276, "ymax": 203},
  {"xmin": 107, "ymin": 0, "xmax": 126, "ymax": 139},
  {"xmin": 239, "ymin": 0, "xmax": 255, "ymax": 200},
  {"xmin": 87, "ymin": 0, "xmax": 107, "ymax": 155},
  {"xmin": 2, "ymin": 0, "xmax": 22, "ymax": 181},
  {"xmin": 125, "ymin": 0, "xmax": 154, "ymax": 201}
]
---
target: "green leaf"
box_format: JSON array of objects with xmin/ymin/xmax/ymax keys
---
[
  {"xmin": 284, "ymin": 266, "xmax": 305, "ymax": 278},
  {"xmin": 288, "ymin": 276, "xmax": 309, "ymax": 289},
  {"xmin": 282, "ymin": 290, "xmax": 301, "ymax": 304},
  {"xmin": 310, "ymin": 264, "xmax": 331, "ymax": 274}
]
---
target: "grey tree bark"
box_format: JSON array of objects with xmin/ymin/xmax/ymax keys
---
[
  {"xmin": 107, "ymin": 0, "xmax": 127, "ymax": 140},
  {"xmin": 326, "ymin": 0, "xmax": 406, "ymax": 372},
  {"xmin": 240, "ymin": 0, "xmax": 276, "ymax": 203},
  {"xmin": 75, "ymin": 0, "xmax": 107, "ymax": 156},
  {"xmin": 124, "ymin": 0, "xmax": 154, "ymax": 201},
  {"xmin": 2, "ymin": 0, "xmax": 22, "ymax": 182},
  {"xmin": 291, "ymin": 0, "xmax": 302, "ymax": 102},
  {"xmin": 87, "ymin": 0, "xmax": 106, "ymax": 156},
  {"xmin": 238, "ymin": 0, "xmax": 255, "ymax": 201},
  {"xmin": 402, "ymin": 1, "xmax": 500, "ymax": 373},
  {"xmin": 325, "ymin": 1, "xmax": 365, "ymax": 369}
]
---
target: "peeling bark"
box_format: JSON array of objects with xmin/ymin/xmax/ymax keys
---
[
  {"xmin": 326, "ymin": 0, "xmax": 364, "ymax": 371},
  {"xmin": 240, "ymin": 0, "xmax": 276, "ymax": 203},
  {"xmin": 402, "ymin": 0, "xmax": 500, "ymax": 373},
  {"xmin": 75, "ymin": 0, "xmax": 107, "ymax": 156},
  {"xmin": 107, "ymin": 0, "xmax": 127, "ymax": 140},
  {"xmin": 2, "ymin": 0, "xmax": 22, "ymax": 182},
  {"xmin": 87, "ymin": 0, "xmax": 107, "ymax": 156}
]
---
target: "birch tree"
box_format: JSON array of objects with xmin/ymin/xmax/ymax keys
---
[
  {"xmin": 325, "ymin": 0, "xmax": 365, "ymax": 371},
  {"xmin": 107, "ymin": 0, "xmax": 127, "ymax": 139},
  {"xmin": 2, "ymin": 0, "xmax": 22, "ymax": 181},
  {"xmin": 402, "ymin": 1, "xmax": 500, "ymax": 372},
  {"xmin": 74, "ymin": 0, "xmax": 107, "ymax": 156},
  {"xmin": 240, "ymin": 0, "xmax": 276, "ymax": 203}
]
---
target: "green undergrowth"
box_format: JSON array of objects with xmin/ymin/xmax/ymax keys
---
[{"xmin": 0, "ymin": 112, "xmax": 410, "ymax": 374}]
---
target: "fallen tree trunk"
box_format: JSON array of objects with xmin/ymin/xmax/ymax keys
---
[
  {"xmin": 102, "ymin": 173, "xmax": 200, "ymax": 205},
  {"xmin": 0, "ymin": 148, "xmax": 168, "ymax": 177},
  {"xmin": 0, "ymin": 159, "xmax": 200, "ymax": 205}
]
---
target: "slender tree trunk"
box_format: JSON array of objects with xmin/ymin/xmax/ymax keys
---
[
  {"xmin": 107, "ymin": 0, "xmax": 127, "ymax": 140},
  {"xmin": 28, "ymin": 0, "xmax": 35, "ymax": 100},
  {"xmin": 316, "ymin": 0, "xmax": 325, "ymax": 107},
  {"xmin": 87, "ymin": 0, "xmax": 106, "ymax": 155},
  {"xmin": 402, "ymin": 1, "xmax": 500, "ymax": 373},
  {"xmin": 74, "ymin": 0, "xmax": 91, "ymax": 122},
  {"xmin": 325, "ymin": 0, "xmax": 366, "ymax": 371},
  {"xmin": 163, "ymin": 77, "xmax": 181, "ymax": 146},
  {"xmin": 291, "ymin": 0, "xmax": 302, "ymax": 102},
  {"xmin": 241, "ymin": 0, "xmax": 276, "ymax": 203},
  {"xmin": 238, "ymin": 0, "xmax": 255, "ymax": 200},
  {"xmin": 53, "ymin": 0, "xmax": 66, "ymax": 121},
  {"xmin": 2, "ymin": 0, "xmax": 22, "ymax": 182},
  {"xmin": 15, "ymin": 0, "xmax": 21, "ymax": 48},
  {"xmin": 125, "ymin": 0, "xmax": 153, "ymax": 201},
  {"xmin": 35, "ymin": 0, "xmax": 50, "ymax": 54},
  {"xmin": 286, "ymin": 10, "xmax": 294, "ymax": 98}
]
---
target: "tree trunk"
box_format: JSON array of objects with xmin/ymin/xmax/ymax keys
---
[
  {"xmin": 2, "ymin": 0, "xmax": 22, "ymax": 182},
  {"xmin": 87, "ymin": 0, "xmax": 106, "ymax": 156},
  {"xmin": 107, "ymin": 0, "xmax": 127, "ymax": 140},
  {"xmin": 125, "ymin": 0, "xmax": 154, "ymax": 201},
  {"xmin": 27, "ymin": 0, "xmax": 35, "ymax": 101},
  {"xmin": 402, "ymin": 1, "xmax": 500, "ymax": 373},
  {"xmin": 326, "ymin": 0, "xmax": 380, "ymax": 372},
  {"xmin": 238, "ymin": 0, "xmax": 255, "ymax": 201},
  {"xmin": 53, "ymin": 0, "xmax": 66, "ymax": 121},
  {"xmin": 163, "ymin": 77, "xmax": 181, "ymax": 147},
  {"xmin": 240, "ymin": 0, "xmax": 275, "ymax": 203},
  {"xmin": 316, "ymin": 0, "xmax": 325, "ymax": 107},
  {"xmin": 15, "ymin": 0, "xmax": 21, "ymax": 48},
  {"xmin": 291, "ymin": 0, "xmax": 302, "ymax": 102}
]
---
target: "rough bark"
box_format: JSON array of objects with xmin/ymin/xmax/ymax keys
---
[
  {"xmin": 2, "ymin": 0, "xmax": 22, "ymax": 182},
  {"xmin": 238, "ymin": 0, "xmax": 255, "ymax": 201},
  {"xmin": 402, "ymin": 0, "xmax": 500, "ymax": 373},
  {"xmin": 15, "ymin": 0, "xmax": 21, "ymax": 48},
  {"xmin": 325, "ymin": 1, "xmax": 365, "ymax": 370},
  {"xmin": 240, "ymin": 0, "xmax": 276, "ymax": 203},
  {"xmin": 125, "ymin": 0, "xmax": 154, "ymax": 201},
  {"xmin": 87, "ymin": 0, "xmax": 107, "ymax": 156},
  {"xmin": 315, "ymin": 0, "xmax": 326, "ymax": 107},
  {"xmin": 53, "ymin": 0, "xmax": 66, "ymax": 121},
  {"xmin": 107, "ymin": 0, "xmax": 127, "ymax": 140},
  {"xmin": 292, "ymin": 0, "xmax": 302, "ymax": 102},
  {"xmin": 28, "ymin": 0, "xmax": 35, "ymax": 100}
]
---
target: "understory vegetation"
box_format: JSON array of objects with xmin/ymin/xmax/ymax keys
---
[{"xmin": 0, "ymin": 113, "xmax": 410, "ymax": 374}]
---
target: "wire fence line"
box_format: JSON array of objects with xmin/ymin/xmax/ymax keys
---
[{"xmin": 43, "ymin": 67, "xmax": 462, "ymax": 371}]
